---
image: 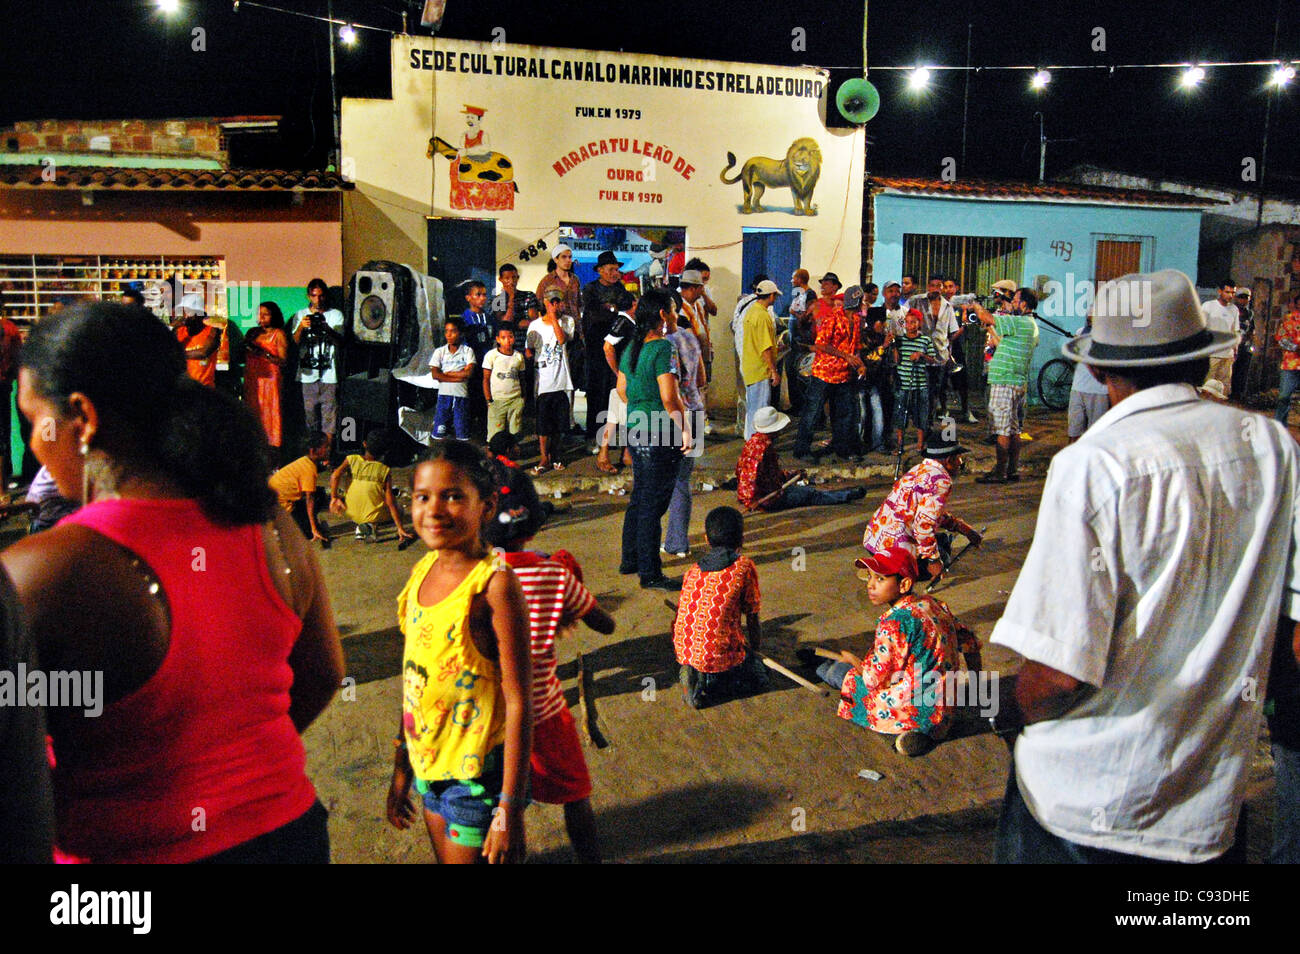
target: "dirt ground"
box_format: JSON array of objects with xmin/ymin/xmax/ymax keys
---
[{"xmin": 298, "ymin": 404, "xmax": 1285, "ymax": 864}]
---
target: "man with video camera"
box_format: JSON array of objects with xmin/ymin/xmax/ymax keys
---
[{"xmin": 292, "ymin": 277, "xmax": 346, "ymax": 447}]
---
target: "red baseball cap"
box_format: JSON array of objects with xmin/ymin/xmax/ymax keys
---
[{"xmin": 854, "ymin": 544, "xmax": 920, "ymax": 581}]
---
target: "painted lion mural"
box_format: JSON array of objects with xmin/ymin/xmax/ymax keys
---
[{"xmin": 719, "ymin": 138, "xmax": 822, "ymax": 215}]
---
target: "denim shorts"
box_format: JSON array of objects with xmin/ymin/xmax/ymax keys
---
[{"xmin": 415, "ymin": 746, "xmax": 504, "ymax": 848}]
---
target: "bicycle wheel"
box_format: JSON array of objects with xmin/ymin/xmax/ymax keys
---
[{"xmin": 1037, "ymin": 358, "xmax": 1073, "ymax": 411}]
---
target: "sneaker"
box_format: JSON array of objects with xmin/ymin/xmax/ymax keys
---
[
  {"xmin": 660, "ymin": 547, "xmax": 689, "ymax": 559},
  {"xmin": 618, "ymin": 564, "xmax": 638, "ymax": 576},
  {"xmin": 965, "ymin": 411, "xmax": 977, "ymax": 424},
  {"xmin": 1019, "ymin": 432, "xmax": 1034, "ymax": 443},
  {"xmin": 975, "ymin": 472, "xmax": 1008, "ymax": 485},
  {"xmin": 895, "ymin": 730, "xmax": 935, "ymax": 757},
  {"xmin": 640, "ymin": 576, "xmax": 682, "ymax": 591}
]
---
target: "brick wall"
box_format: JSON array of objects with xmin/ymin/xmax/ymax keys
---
[{"xmin": 0, "ymin": 118, "xmax": 228, "ymax": 164}]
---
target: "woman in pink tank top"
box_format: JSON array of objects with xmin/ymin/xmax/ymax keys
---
[{"xmin": 1, "ymin": 302, "xmax": 345, "ymax": 863}]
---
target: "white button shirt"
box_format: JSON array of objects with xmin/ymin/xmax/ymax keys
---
[{"xmin": 991, "ymin": 383, "xmax": 1300, "ymax": 861}]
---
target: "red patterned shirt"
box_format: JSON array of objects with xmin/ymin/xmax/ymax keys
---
[
  {"xmin": 810, "ymin": 297, "xmax": 859, "ymax": 384},
  {"xmin": 499, "ymin": 550, "xmax": 596, "ymax": 724},
  {"xmin": 674, "ymin": 556, "xmax": 760, "ymax": 673},
  {"xmin": 836, "ymin": 593, "xmax": 980, "ymax": 735},
  {"xmin": 1278, "ymin": 313, "xmax": 1300, "ymax": 372},
  {"xmin": 735, "ymin": 432, "xmax": 791, "ymax": 510}
]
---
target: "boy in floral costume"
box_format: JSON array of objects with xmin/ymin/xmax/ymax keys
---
[{"xmin": 816, "ymin": 543, "xmax": 981, "ymax": 756}]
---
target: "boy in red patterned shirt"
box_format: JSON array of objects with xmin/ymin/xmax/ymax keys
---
[
  {"xmin": 483, "ymin": 468, "xmax": 614, "ymax": 863},
  {"xmin": 673, "ymin": 507, "xmax": 769, "ymax": 708}
]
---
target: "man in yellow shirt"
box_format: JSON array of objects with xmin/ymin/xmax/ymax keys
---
[
  {"xmin": 268, "ymin": 431, "xmax": 333, "ymax": 547},
  {"xmin": 740, "ymin": 279, "xmax": 782, "ymax": 439}
]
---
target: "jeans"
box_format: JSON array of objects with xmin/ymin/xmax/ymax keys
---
[
  {"xmin": 620, "ymin": 441, "xmax": 683, "ymax": 583},
  {"xmin": 1277, "ymin": 369, "xmax": 1300, "ymax": 425},
  {"xmin": 771, "ymin": 483, "xmax": 858, "ymax": 510},
  {"xmin": 681, "ymin": 654, "xmax": 769, "ymax": 708},
  {"xmin": 663, "ymin": 452, "xmax": 695, "ymax": 554},
  {"xmin": 856, "ymin": 381, "xmax": 885, "ymax": 452},
  {"xmin": 794, "ymin": 377, "xmax": 860, "ymax": 457},
  {"xmin": 433, "ymin": 394, "xmax": 469, "ymax": 440},
  {"xmin": 1272, "ymin": 742, "xmax": 1300, "ymax": 863},
  {"xmin": 744, "ymin": 379, "xmax": 772, "ymax": 440},
  {"xmin": 994, "ymin": 764, "xmax": 1247, "ymax": 863},
  {"xmin": 816, "ymin": 660, "xmax": 852, "ymax": 689}
]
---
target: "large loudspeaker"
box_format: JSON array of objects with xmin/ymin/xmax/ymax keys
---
[
  {"xmin": 352, "ymin": 270, "xmax": 396, "ymax": 343},
  {"xmin": 825, "ymin": 73, "xmax": 880, "ymax": 128}
]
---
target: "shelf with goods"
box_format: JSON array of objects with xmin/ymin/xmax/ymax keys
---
[{"xmin": 0, "ymin": 255, "xmax": 227, "ymax": 326}]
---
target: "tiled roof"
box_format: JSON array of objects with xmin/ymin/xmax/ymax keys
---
[
  {"xmin": 870, "ymin": 175, "xmax": 1212, "ymax": 208},
  {"xmin": 0, "ymin": 166, "xmax": 353, "ymax": 191}
]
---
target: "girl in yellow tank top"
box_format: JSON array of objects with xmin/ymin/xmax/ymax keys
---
[{"xmin": 385, "ymin": 443, "xmax": 532, "ymax": 864}]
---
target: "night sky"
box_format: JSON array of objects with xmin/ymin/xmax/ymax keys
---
[{"xmin": 3, "ymin": 0, "xmax": 1297, "ymax": 194}]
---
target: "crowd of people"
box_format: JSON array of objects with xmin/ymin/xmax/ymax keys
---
[{"xmin": 1, "ymin": 257, "xmax": 1299, "ymax": 870}]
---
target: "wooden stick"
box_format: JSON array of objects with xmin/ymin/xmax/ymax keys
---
[
  {"xmin": 812, "ymin": 647, "xmax": 842, "ymax": 660},
  {"xmin": 745, "ymin": 474, "xmax": 802, "ymax": 512},
  {"xmin": 761, "ymin": 654, "xmax": 830, "ymax": 696},
  {"xmin": 575, "ymin": 653, "xmax": 609, "ymax": 749}
]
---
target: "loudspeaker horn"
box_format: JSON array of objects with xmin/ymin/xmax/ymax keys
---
[{"xmin": 836, "ymin": 78, "xmax": 880, "ymax": 124}]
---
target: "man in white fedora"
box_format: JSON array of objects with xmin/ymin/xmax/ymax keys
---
[
  {"xmin": 735, "ymin": 406, "xmax": 865, "ymax": 511},
  {"xmin": 989, "ymin": 268, "xmax": 1300, "ymax": 863}
]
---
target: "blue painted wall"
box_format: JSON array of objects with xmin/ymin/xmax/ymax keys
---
[{"xmin": 872, "ymin": 194, "xmax": 1202, "ymax": 385}]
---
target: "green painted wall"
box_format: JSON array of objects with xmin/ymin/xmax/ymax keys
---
[{"xmin": 4, "ymin": 285, "xmax": 311, "ymax": 482}]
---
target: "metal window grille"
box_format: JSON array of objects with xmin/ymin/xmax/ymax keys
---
[
  {"xmin": 901, "ymin": 234, "xmax": 1026, "ymax": 294},
  {"xmin": 0, "ymin": 254, "xmax": 224, "ymax": 323}
]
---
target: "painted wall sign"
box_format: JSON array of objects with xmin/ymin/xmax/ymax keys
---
[
  {"xmin": 408, "ymin": 48, "xmax": 825, "ymax": 100},
  {"xmin": 341, "ymin": 36, "xmax": 865, "ymax": 407}
]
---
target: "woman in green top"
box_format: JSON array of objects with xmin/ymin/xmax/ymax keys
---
[{"xmin": 617, "ymin": 289, "xmax": 692, "ymax": 590}]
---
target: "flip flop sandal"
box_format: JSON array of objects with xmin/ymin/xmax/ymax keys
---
[
  {"xmin": 529, "ymin": 464, "xmax": 547, "ymax": 476},
  {"xmin": 551, "ymin": 461, "xmax": 566, "ymax": 471}
]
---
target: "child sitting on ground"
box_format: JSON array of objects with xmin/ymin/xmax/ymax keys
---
[
  {"xmin": 329, "ymin": 428, "xmax": 415, "ymax": 547},
  {"xmin": 814, "ymin": 543, "xmax": 981, "ymax": 756},
  {"xmin": 483, "ymin": 466, "xmax": 615, "ymax": 864},
  {"xmin": 673, "ymin": 506, "xmax": 769, "ymax": 709},
  {"xmin": 892, "ymin": 308, "xmax": 939, "ymax": 454},
  {"xmin": 430, "ymin": 316, "xmax": 477, "ymax": 441}
]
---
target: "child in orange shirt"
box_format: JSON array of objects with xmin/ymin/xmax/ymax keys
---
[{"xmin": 672, "ymin": 506, "xmax": 768, "ymax": 708}]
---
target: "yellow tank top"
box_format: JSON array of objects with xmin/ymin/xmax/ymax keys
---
[
  {"xmin": 397, "ymin": 549, "xmax": 507, "ymax": 781},
  {"xmin": 344, "ymin": 455, "xmax": 389, "ymax": 524}
]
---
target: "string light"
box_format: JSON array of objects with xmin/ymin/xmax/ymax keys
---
[
  {"xmin": 339, "ymin": 23, "xmax": 357, "ymax": 44},
  {"xmin": 1031, "ymin": 69, "xmax": 1051, "ymax": 90},
  {"xmin": 1272, "ymin": 64, "xmax": 1296, "ymax": 87},
  {"xmin": 156, "ymin": 0, "xmax": 179, "ymax": 12},
  {"xmin": 907, "ymin": 67, "xmax": 931, "ymax": 91}
]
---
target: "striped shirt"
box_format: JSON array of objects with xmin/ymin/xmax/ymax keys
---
[
  {"xmin": 499, "ymin": 550, "xmax": 596, "ymax": 724},
  {"xmin": 895, "ymin": 334, "xmax": 937, "ymax": 390},
  {"xmin": 987, "ymin": 314, "xmax": 1039, "ymax": 387}
]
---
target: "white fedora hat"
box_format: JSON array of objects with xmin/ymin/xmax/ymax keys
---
[
  {"xmin": 1062, "ymin": 269, "xmax": 1238, "ymax": 368},
  {"xmin": 752, "ymin": 406, "xmax": 790, "ymax": 434}
]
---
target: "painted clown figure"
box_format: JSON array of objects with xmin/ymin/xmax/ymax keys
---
[{"xmin": 460, "ymin": 105, "xmax": 492, "ymax": 162}]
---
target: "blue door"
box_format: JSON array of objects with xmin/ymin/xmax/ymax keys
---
[{"xmin": 741, "ymin": 229, "xmax": 801, "ymax": 316}]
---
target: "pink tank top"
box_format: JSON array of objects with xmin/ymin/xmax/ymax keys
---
[{"xmin": 56, "ymin": 498, "xmax": 316, "ymax": 863}]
